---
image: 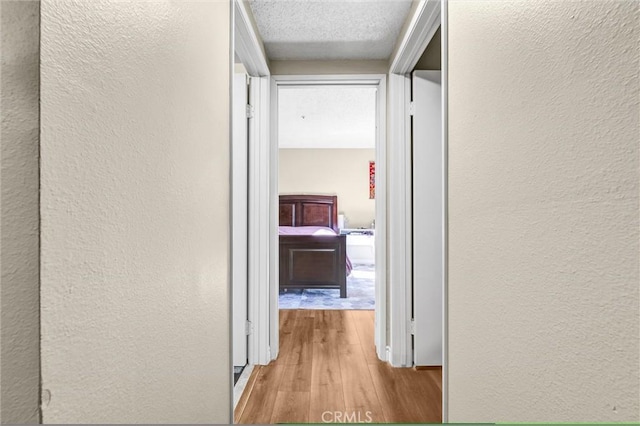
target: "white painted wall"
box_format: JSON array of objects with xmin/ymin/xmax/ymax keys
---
[
  {"xmin": 448, "ymin": 0, "xmax": 639, "ymax": 422},
  {"xmin": 0, "ymin": 1, "xmax": 41, "ymax": 423},
  {"xmin": 270, "ymin": 60, "xmax": 388, "ymax": 75},
  {"xmin": 279, "ymin": 149, "xmax": 376, "ymax": 228},
  {"xmin": 40, "ymin": 1, "xmax": 231, "ymax": 423},
  {"xmin": 414, "ymin": 26, "xmax": 440, "ymax": 71}
]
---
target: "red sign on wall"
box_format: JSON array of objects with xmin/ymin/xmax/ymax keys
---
[{"xmin": 369, "ymin": 161, "xmax": 375, "ymax": 199}]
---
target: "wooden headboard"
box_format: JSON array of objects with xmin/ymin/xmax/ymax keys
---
[{"xmin": 279, "ymin": 195, "xmax": 339, "ymax": 233}]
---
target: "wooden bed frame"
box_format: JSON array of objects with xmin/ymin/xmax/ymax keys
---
[{"xmin": 279, "ymin": 195, "xmax": 347, "ymax": 298}]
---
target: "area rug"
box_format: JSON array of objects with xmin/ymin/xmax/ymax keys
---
[{"xmin": 278, "ymin": 263, "xmax": 375, "ymax": 310}]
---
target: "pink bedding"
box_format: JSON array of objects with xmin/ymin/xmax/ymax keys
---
[
  {"xmin": 278, "ymin": 226, "xmax": 352, "ymax": 275},
  {"xmin": 278, "ymin": 225, "xmax": 336, "ymax": 236}
]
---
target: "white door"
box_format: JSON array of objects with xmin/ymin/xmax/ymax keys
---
[
  {"xmin": 232, "ymin": 72, "xmax": 249, "ymax": 368},
  {"xmin": 412, "ymin": 70, "xmax": 443, "ymax": 366}
]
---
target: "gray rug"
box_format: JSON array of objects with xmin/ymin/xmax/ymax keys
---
[{"xmin": 279, "ymin": 263, "xmax": 375, "ymax": 310}]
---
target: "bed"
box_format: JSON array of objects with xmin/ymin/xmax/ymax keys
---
[{"xmin": 279, "ymin": 195, "xmax": 351, "ymax": 298}]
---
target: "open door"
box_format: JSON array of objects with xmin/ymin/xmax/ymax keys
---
[
  {"xmin": 412, "ymin": 70, "xmax": 443, "ymax": 366},
  {"xmin": 232, "ymin": 72, "xmax": 249, "ymax": 369}
]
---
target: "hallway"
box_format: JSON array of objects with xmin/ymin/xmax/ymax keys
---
[
  {"xmin": 234, "ymin": 310, "xmax": 442, "ymax": 424},
  {"xmin": 3, "ymin": 0, "xmax": 637, "ymax": 423}
]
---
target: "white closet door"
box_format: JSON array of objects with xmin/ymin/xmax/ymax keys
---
[
  {"xmin": 232, "ymin": 72, "xmax": 249, "ymax": 367},
  {"xmin": 412, "ymin": 70, "xmax": 443, "ymax": 366}
]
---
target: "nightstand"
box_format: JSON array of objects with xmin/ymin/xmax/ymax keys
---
[{"xmin": 340, "ymin": 229, "xmax": 375, "ymax": 264}]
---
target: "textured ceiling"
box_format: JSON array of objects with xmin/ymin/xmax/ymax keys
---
[
  {"xmin": 279, "ymin": 86, "xmax": 377, "ymax": 149},
  {"xmin": 248, "ymin": 0, "xmax": 413, "ymax": 61}
]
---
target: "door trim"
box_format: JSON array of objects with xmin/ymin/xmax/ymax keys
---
[
  {"xmin": 387, "ymin": 73, "xmax": 413, "ymax": 367},
  {"xmin": 269, "ymin": 74, "xmax": 388, "ymax": 362},
  {"xmin": 247, "ymin": 76, "xmax": 271, "ymax": 365},
  {"xmin": 387, "ymin": 0, "xmax": 442, "ymax": 368},
  {"xmin": 441, "ymin": 1, "xmax": 449, "ymax": 421},
  {"xmin": 233, "ymin": 0, "xmax": 272, "ymax": 367},
  {"xmin": 234, "ymin": 0, "xmax": 270, "ymax": 77},
  {"xmin": 387, "ymin": 0, "xmax": 447, "ymax": 420},
  {"xmin": 389, "ymin": 0, "xmax": 441, "ymax": 74}
]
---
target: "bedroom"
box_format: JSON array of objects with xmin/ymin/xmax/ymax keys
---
[{"xmin": 277, "ymin": 85, "xmax": 377, "ymax": 310}]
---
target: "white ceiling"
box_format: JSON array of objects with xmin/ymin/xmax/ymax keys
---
[
  {"xmin": 248, "ymin": 0, "xmax": 413, "ymax": 61},
  {"xmin": 278, "ymin": 86, "xmax": 377, "ymax": 149}
]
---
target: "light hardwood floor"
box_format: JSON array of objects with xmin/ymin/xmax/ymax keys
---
[{"xmin": 235, "ymin": 309, "xmax": 442, "ymax": 424}]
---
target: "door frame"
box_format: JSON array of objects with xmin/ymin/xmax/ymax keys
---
[
  {"xmin": 269, "ymin": 74, "xmax": 388, "ymax": 362},
  {"xmin": 233, "ymin": 0, "xmax": 272, "ymax": 368},
  {"xmin": 387, "ymin": 0, "xmax": 447, "ymax": 421},
  {"xmin": 234, "ymin": 0, "xmax": 448, "ymax": 418},
  {"xmin": 387, "ymin": 0, "xmax": 442, "ymax": 368},
  {"xmin": 247, "ymin": 75, "xmax": 272, "ymax": 365},
  {"xmin": 234, "ymin": 0, "xmax": 270, "ymax": 78}
]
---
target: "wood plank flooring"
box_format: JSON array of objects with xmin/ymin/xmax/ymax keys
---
[{"xmin": 235, "ymin": 310, "xmax": 442, "ymax": 424}]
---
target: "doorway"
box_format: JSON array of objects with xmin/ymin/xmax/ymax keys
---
[
  {"xmin": 267, "ymin": 75, "xmax": 388, "ymax": 364},
  {"xmin": 277, "ymin": 85, "xmax": 377, "ymax": 311},
  {"xmin": 235, "ymin": 74, "xmax": 446, "ymax": 423},
  {"xmin": 232, "ymin": 0, "xmax": 447, "ymax": 422},
  {"xmin": 235, "ymin": 74, "xmax": 443, "ymax": 424}
]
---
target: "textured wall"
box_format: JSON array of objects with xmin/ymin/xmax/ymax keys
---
[
  {"xmin": 279, "ymin": 149, "xmax": 376, "ymax": 228},
  {"xmin": 0, "ymin": 1, "xmax": 41, "ymax": 423},
  {"xmin": 40, "ymin": 1, "xmax": 231, "ymax": 423},
  {"xmin": 448, "ymin": 0, "xmax": 639, "ymax": 422}
]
